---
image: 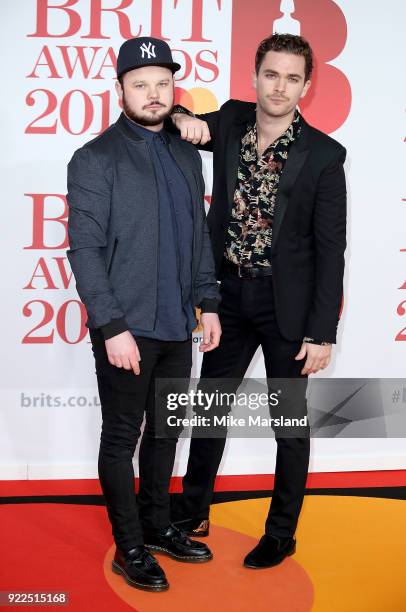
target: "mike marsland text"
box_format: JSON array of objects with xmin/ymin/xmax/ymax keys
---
[{"xmin": 166, "ymin": 415, "xmax": 308, "ymax": 428}]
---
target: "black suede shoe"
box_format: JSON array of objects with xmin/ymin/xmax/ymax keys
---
[
  {"xmin": 144, "ymin": 524, "xmax": 213, "ymax": 563},
  {"xmin": 243, "ymin": 535, "xmax": 296, "ymax": 569},
  {"xmin": 173, "ymin": 518, "xmax": 210, "ymax": 537},
  {"xmin": 112, "ymin": 546, "xmax": 169, "ymax": 591}
]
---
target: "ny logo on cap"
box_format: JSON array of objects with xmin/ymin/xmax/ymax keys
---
[{"xmin": 140, "ymin": 42, "xmax": 156, "ymax": 59}]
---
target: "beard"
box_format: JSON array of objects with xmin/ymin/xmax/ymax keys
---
[{"xmin": 122, "ymin": 91, "xmax": 173, "ymax": 127}]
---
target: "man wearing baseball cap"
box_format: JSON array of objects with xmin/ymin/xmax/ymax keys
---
[{"xmin": 66, "ymin": 37, "xmax": 221, "ymax": 591}]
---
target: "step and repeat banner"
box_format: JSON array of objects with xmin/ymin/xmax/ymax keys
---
[{"xmin": 1, "ymin": 0, "xmax": 405, "ymax": 479}]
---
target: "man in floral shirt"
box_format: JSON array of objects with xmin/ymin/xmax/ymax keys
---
[{"xmin": 170, "ymin": 33, "xmax": 347, "ymax": 569}]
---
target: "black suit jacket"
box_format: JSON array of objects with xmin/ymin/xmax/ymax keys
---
[{"xmin": 195, "ymin": 99, "xmax": 347, "ymax": 344}]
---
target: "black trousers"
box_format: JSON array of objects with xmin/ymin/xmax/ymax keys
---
[
  {"xmin": 172, "ymin": 273, "xmax": 310, "ymax": 538},
  {"xmin": 90, "ymin": 329, "xmax": 192, "ymax": 551}
]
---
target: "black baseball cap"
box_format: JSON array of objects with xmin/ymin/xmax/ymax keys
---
[{"xmin": 117, "ymin": 37, "xmax": 181, "ymax": 78}]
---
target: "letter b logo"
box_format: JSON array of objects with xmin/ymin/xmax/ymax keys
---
[{"xmin": 230, "ymin": 0, "xmax": 351, "ymax": 134}]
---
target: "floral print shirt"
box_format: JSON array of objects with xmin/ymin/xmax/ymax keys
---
[{"xmin": 224, "ymin": 110, "xmax": 301, "ymax": 268}]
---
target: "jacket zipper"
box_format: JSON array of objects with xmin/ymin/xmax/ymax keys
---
[
  {"xmin": 192, "ymin": 173, "xmax": 204, "ymax": 284},
  {"xmin": 145, "ymin": 140, "xmax": 160, "ymax": 329}
]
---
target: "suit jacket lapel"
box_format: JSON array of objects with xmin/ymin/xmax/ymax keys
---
[
  {"xmin": 226, "ymin": 106, "xmax": 256, "ymax": 209},
  {"xmin": 225, "ymin": 123, "xmax": 245, "ymax": 207},
  {"xmin": 272, "ymin": 118, "xmax": 310, "ymax": 249}
]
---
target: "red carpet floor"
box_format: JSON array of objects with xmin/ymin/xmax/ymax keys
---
[{"xmin": 1, "ymin": 472, "xmax": 406, "ymax": 611}]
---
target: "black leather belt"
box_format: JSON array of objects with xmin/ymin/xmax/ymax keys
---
[{"xmin": 222, "ymin": 258, "xmax": 272, "ymax": 279}]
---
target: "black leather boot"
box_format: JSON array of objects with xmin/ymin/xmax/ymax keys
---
[
  {"xmin": 112, "ymin": 545, "xmax": 169, "ymax": 591},
  {"xmin": 244, "ymin": 535, "xmax": 296, "ymax": 569},
  {"xmin": 144, "ymin": 524, "xmax": 213, "ymax": 562}
]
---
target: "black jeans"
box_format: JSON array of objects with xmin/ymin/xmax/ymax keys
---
[
  {"xmin": 172, "ymin": 273, "xmax": 310, "ymax": 538},
  {"xmin": 90, "ymin": 329, "xmax": 192, "ymax": 551}
]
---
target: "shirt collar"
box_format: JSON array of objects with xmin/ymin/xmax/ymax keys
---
[
  {"xmin": 123, "ymin": 113, "xmax": 169, "ymax": 145},
  {"xmin": 247, "ymin": 109, "xmax": 302, "ymax": 146},
  {"xmin": 286, "ymin": 109, "xmax": 301, "ymax": 141}
]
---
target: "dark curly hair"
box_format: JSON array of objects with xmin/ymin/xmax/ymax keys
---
[{"xmin": 255, "ymin": 33, "xmax": 313, "ymax": 81}]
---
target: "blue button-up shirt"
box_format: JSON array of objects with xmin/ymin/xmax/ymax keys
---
[{"xmin": 124, "ymin": 116, "xmax": 195, "ymax": 341}]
